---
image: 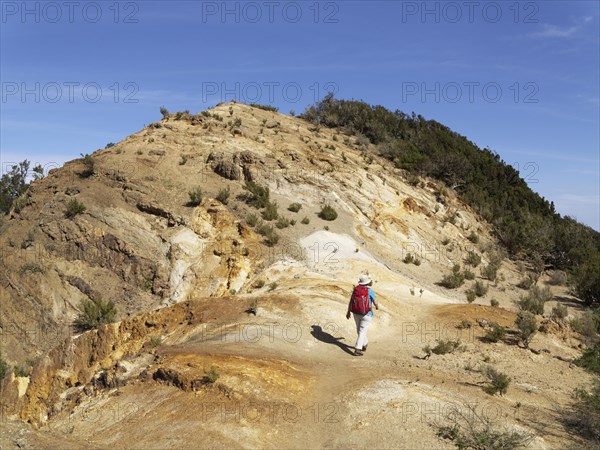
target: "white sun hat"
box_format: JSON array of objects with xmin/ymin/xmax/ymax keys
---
[{"xmin": 358, "ymin": 274, "xmax": 371, "ymax": 285}]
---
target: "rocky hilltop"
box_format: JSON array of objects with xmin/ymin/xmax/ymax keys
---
[{"xmin": 0, "ymin": 103, "xmax": 595, "ymax": 448}]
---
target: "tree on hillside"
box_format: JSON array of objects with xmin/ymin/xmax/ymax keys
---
[{"xmin": 0, "ymin": 160, "xmax": 30, "ymax": 214}]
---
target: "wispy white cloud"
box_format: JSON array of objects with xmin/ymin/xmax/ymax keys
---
[
  {"xmin": 530, "ymin": 24, "xmax": 580, "ymax": 39},
  {"xmin": 527, "ymin": 16, "xmax": 594, "ymax": 39}
]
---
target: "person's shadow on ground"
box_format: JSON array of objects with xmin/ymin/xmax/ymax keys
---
[{"xmin": 310, "ymin": 325, "xmax": 355, "ymax": 355}]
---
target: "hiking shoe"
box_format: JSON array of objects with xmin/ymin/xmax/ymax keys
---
[
  {"xmin": 362, "ymin": 344, "xmax": 368, "ymax": 352},
  {"xmin": 354, "ymin": 349, "xmax": 364, "ymax": 356}
]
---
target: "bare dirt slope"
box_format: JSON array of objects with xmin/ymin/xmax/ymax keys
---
[{"xmin": 0, "ymin": 103, "xmax": 593, "ymax": 449}]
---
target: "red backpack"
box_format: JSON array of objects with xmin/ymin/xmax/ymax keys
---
[{"xmin": 350, "ymin": 285, "xmax": 371, "ymax": 315}]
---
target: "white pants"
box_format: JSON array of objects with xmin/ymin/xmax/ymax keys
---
[{"xmin": 353, "ymin": 313, "xmax": 372, "ymax": 350}]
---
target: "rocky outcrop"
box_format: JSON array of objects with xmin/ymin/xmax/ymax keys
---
[
  {"xmin": 6, "ymin": 299, "xmax": 205, "ymax": 426},
  {"xmin": 209, "ymin": 151, "xmax": 255, "ymax": 181}
]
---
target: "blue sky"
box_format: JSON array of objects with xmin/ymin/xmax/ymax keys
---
[{"xmin": 1, "ymin": 1, "xmax": 598, "ymax": 230}]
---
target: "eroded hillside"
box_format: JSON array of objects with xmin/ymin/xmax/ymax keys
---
[{"xmin": 0, "ymin": 103, "xmax": 595, "ymax": 449}]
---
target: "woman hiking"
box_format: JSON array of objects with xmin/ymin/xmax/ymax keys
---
[{"xmin": 346, "ymin": 274, "xmax": 379, "ymax": 356}]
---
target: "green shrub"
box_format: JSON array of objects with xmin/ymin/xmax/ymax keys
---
[
  {"xmin": 261, "ymin": 201, "xmax": 278, "ymax": 221},
  {"xmin": 517, "ymin": 285, "xmax": 552, "ymax": 315},
  {"xmin": 150, "ymin": 336, "xmax": 161, "ymax": 347},
  {"xmin": 290, "ymin": 219, "xmax": 296, "ymax": 226},
  {"xmin": 407, "ymin": 173, "xmax": 420, "ymax": 187},
  {"xmin": 463, "ymin": 268, "xmax": 475, "ymax": 280},
  {"xmin": 249, "ymin": 103, "xmax": 278, "ymax": 112},
  {"xmin": 467, "ymin": 231, "xmax": 479, "ymax": 243},
  {"xmin": 248, "ymin": 298, "xmax": 258, "ymax": 315},
  {"xmin": 254, "ymin": 279, "xmax": 265, "ymax": 289},
  {"xmin": 423, "ymin": 339, "xmax": 461, "ymax": 356},
  {"xmin": 276, "ymin": 216, "xmax": 290, "ymax": 229},
  {"xmin": 441, "ymin": 237, "xmax": 450, "ymax": 246},
  {"xmin": 256, "ymin": 223, "xmax": 279, "ymax": 246},
  {"xmin": 301, "ymin": 216, "xmax": 310, "ymax": 225},
  {"xmin": 188, "ymin": 187, "xmax": 203, "ymax": 206},
  {"xmin": 160, "ymin": 106, "xmax": 169, "ymax": 119},
  {"xmin": 216, "ymin": 188, "xmax": 230, "ymax": 205},
  {"xmin": 65, "ymin": 199, "xmax": 86, "ymax": 218},
  {"xmin": 264, "ymin": 230, "xmax": 280, "ymax": 247},
  {"xmin": 179, "ymin": 155, "xmax": 189, "ymax": 165},
  {"xmin": 515, "ymin": 311, "xmax": 538, "ymax": 347},
  {"xmin": 203, "ymin": 366, "xmax": 219, "ymax": 384},
  {"xmin": 174, "ymin": 110, "xmax": 191, "ymax": 120},
  {"xmin": 13, "ymin": 195, "xmax": 27, "ymax": 213},
  {"xmin": 439, "ymin": 265, "xmax": 465, "ymax": 289},
  {"xmin": 435, "ymin": 402, "xmax": 532, "ymax": 449},
  {"xmin": 288, "ymin": 202, "xmax": 302, "ymax": 213},
  {"xmin": 474, "ymin": 280, "xmax": 488, "ymax": 297},
  {"xmin": 403, "ymin": 253, "xmax": 422, "ymax": 266},
  {"xmin": 571, "ymin": 248, "xmax": 600, "ymax": 307},
  {"xmin": 484, "ymin": 324, "xmax": 506, "ymax": 343},
  {"xmin": 443, "ymin": 210, "xmax": 458, "ymax": 224},
  {"xmin": 74, "ymin": 297, "xmax": 117, "ymax": 331},
  {"xmin": 256, "ymin": 222, "xmax": 272, "ymax": 236},
  {"xmin": 464, "ymin": 251, "xmax": 482, "ymax": 267},
  {"xmin": 517, "ymin": 275, "xmax": 535, "ymax": 290},
  {"xmin": 466, "ymin": 289, "xmax": 476, "ymax": 303},
  {"xmin": 569, "ymin": 379, "xmax": 600, "ymax": 442},
  {"xmin": 482, "ymin": 263, "xmax": 499, "ymax": 282},
  {"xmin": 551, "ymin": 303, "xmax": 568, "ymax": 320},
  {"xmin": 242, "ymin": 181, "xmax": 270, "ymax": 208},
  {"xmin": 574, "ymin": 343, "xmax": 600, "ymax": 375},
  {"xmin": 20, "ymin": 262, "xmax": 46, "ymax": 275},
  {"xmin": 490, "ymin": 298, "xmax": 500, "ymax": 307},
  {"xmin": 246, "ymin": 213, "xmax": 258, "ymax": 227},
  {"xmin": 269, "ymin": 282, "xmax": 278, "ymax": 291},
  {"xmin": 457, "ymin": 319, "xmax": 472, "ymax": 329},
  {"xmin": 434, "ymin": 187, "xmax": 448, "ymax": 204},
  {"xmin": 570, "ymin": 310, "xmax": 600, "ymax": 340},
  {"xmin": 0, "ymin": 357, "xmax": 8, "ymax": 381},
  {"xmin": 318, "ymin": 204, "xmax": 338, "ymax": 221},
  {"xmin": 483, "ymin": 365, "xmax": 511, "ymax": 395},
  {"xmin": 14, "ymin": 365, "xmax": 30, "ymax": 377},
  {"xmin": 79, "ymin": 154, "xmax": 95, "ymax": 177},
  {"xmin": 230, "ymin": 117, "xmax": 242, "ymax": 129}
]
